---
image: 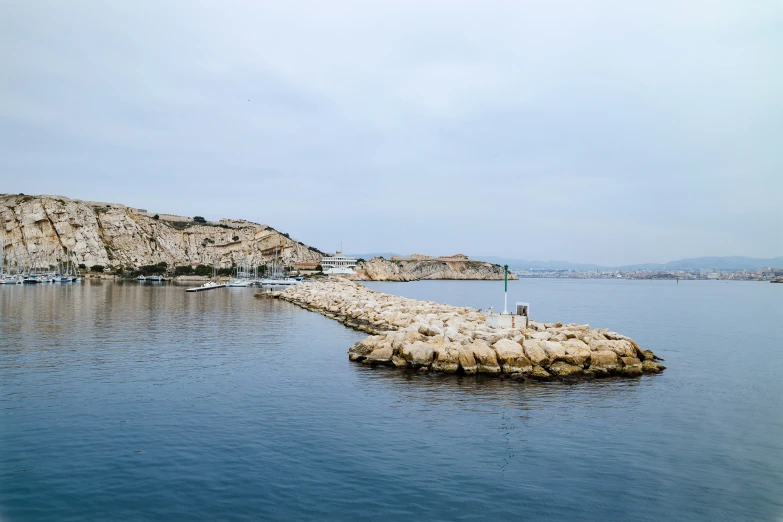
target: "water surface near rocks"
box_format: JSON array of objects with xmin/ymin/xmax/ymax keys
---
[{"xmin": 1, "ymin": 279, "xmax": 781, "ymax": 521}]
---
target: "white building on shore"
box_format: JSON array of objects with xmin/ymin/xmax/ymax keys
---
[{"xmin": 321, "ymin": 251, "xmax": 358, "ymax": 275}]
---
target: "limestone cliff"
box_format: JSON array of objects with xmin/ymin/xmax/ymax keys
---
[
  {"xmin": 352, "ymin": 256, "xmax": 517, "ymax": 281},
  {"xmin": 0, "ymin": 194, "xmax": 323, "ymax": 268}
]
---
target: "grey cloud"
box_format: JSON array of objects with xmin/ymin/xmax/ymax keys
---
[{"xmin": 0, "ymin": 0, "xmax": 781, "ymax": 264}]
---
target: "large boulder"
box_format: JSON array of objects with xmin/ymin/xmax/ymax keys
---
[
  {"xmin": 418, "ymin": 323, "xmax": 444, "ymax": 337},
  {"xmin": 400, "ymin": 341, "xmax": 434, "ymax": 367},
  {"xmin": 473, "ymin": 330, "xmax": 511, "ymax": 345},
  {"xmin": 348, "ymin": 335, "xmax": 382, "ymax": 361},
  {"xmin": 431, "ymin": 343, "xmax": 461, "ymax": 372},
  {"xmin": 548, "ymin": 361, "xmax": 583, "ymax": 378},
  {"xmin": 362, "ymin": 341, "xmax": 393, "ymax": 364},
  {"xmin": 584, "ymin": 330, "xmax": 607, "ymax": 343},
  {"xmin": 529, "ymin": 331, "xmax": 552, "ymax": 341},
  {"xmin": 589, "ymin": 339, "xmax": 636, "ymax": 358},
  {"xmin": 619, "ymin": 357, "xmax": 643, "ymax": 376},
  {"xmin": 492, "ymin": 339, "xmax": 532, "ymax": 374},
  {"xmin": 588, "ymin": 350, "xmax": 620, "ymax": 375},
  {"xmin": 562, "ymin": 339, "xmax": 591, "ymax": 367},
  {"xmin": 443, "ymin": 326, "xmax": 460, "ymax": 341},
  {"xmin": 530, "ymin": 365, "xmax": 552, "ymax": 380},
  {"xmin": 540, "ymin": 341, "xmax": 566, "ymax": 361},
  {"xmin": 387, "ymin": 329, "xmax": 424, "ymax": 349},
  {"xmin": 458, "ymin": 346, "xmax": 478, "ymax": 374},
  {"xmin": 642, "ymin": 360, "xmax": 666, "ymax": 373},
  {"xmin": 471, "ymin": 342, "xmax": 501, "ymax": 373},
  {"xmin": 522, "ymin": 339, "xmax": 549, "ymax": 367},
  {"xmin": 391, "ymin": 355, "xmax": 408, "ymax": 367}
]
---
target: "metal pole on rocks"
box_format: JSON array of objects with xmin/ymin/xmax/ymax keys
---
[{"xmin": 503, "ymin": 264, "xmax": 509, "ymax": 314}]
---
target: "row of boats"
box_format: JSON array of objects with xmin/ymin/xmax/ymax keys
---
[
  {"xmin": 187, "ymin": 275, "xmax": 303, "ymax": 292},
  {"xmin": 187, "ymin": 252, "xmax": 305, "ymax": 291},
  {"xmin": 1, "ymin": 273, "xmax": 81, "ymax": 284},
  {"xmin": 1, "ymin": 238, "xmax": 82, "ymax": 284}
]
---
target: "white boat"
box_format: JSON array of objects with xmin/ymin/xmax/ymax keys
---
[
  {"xmin": 147, "ymin": 275, "xmax": 165, "ymax": 282},
  {"xmin": 259, "ymin": 276, "xmax": 301, "ymax": 290},
  {"xmin": 186, "ymin": 280, "xmax": 225, "ymax": 292},
  {"xmin": 0, "ymin": 274, "xmax": 21, "ymax": 284},
  {"xmin": 321, "ymin": 250, "xmax": 357, "ymax": 275},
  {"xmin": 227, "ymin": 278, "xmax": 253, "ymax": 287}
]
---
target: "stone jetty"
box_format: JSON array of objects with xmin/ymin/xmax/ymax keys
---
[{"xmin": 271, "ymin": 278, "xmax": 665, "ymax": 380}]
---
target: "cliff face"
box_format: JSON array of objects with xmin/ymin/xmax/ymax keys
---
[
  {"xmin": 352, "ymin": 257, "xmax": 517, "ymax": 281},
  {"xmin": 0, "ymin": 194, "xmax": 323, "ymax": 268}
]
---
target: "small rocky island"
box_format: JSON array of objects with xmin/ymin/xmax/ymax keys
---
[{"xmin": 271, "ymin": 278, "xmax": 665, "ymax": 380}]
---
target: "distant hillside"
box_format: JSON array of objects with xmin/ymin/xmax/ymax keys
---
[
  {"xmin": 479, "ymin": 257, "xmax": 603, "ymax": 270},
  {"xmin": 619, "ymin": 256, "xmax": 783, "ymax": 270},
  {"xmin": 0, "ymin": 193, "xmax": 324, "ymax": 269},
  {"xmin": 480, "ymin": 256, "xmax": 783, "ymax": 271}
]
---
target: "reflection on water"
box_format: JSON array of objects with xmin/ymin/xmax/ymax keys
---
[{"xmin": 1, "ymin": 280, "xmax": 782, "ymax": 521}]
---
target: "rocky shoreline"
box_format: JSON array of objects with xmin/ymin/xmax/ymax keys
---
[
  {"xmin": 352, "ymin": 256, "xmax": 516, "ymax": 281},
  {"xmin": 270, "ymin": 278, "xmax": 665, "ymax": 380}
]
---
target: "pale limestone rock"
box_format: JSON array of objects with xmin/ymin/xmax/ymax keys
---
[
  {"xmin": 584, "ymin": 330, "xmax": 608, "ymax": 343},
  {"xmin": 443, "ymin": 327, "xmax": 460, "ymax": 340},
  {"xmin": 562, "ymin": 339, "xmax": 591, "ymax": 367},
  {"xmin": 391, "ymin": 355, "xmax": 408, "ymax": 367},
  {"xmin": 540, "ymin": 341, "xmax": 566, "ymax": 360},
  {"xmin": 470, "ymin": 342, "xmax": 500, "ymax": 373},
  {"xmin": 418, "ymin": 324, "xmax": 444, "ymax": 337},
  {"xmin": 548, "ymin": 361, "xmax": 584, "ymax": 378},
  {"xmin": 619, "ymin": 357, "xmax": 643, "ymax": 376},
  {"xmin": 400, "ymin": 341, "xmax": 435, "ymax": 367},
  {"xmin": 492, "ymin": 339, "xmax": 532, "ymax": 374},
  {"xmin": 348, "ymin": 335, "xmax": 382, "ymax": 361},
  {"xmin": 363, "ymin": 342, "xmax": 394, "ymax": 364},
  {"xmin": 458, "ymin": 347, "xmax": 478, "ymax": 374},
  {"xmin": 529, "ymin": 331, "xmax": 553, "ymax": 341},
  {"xmin": 351, "ymin": 256, "xmax": 518, "ymax": 282},
  {"xmin": 431, "ymin": 343, "xmax": 461, "ymax": 373},
  {"xmin": 473, "ymin": 330, "xmax": 512, "ymax": 345},
  {"xmin": 589, "ymin": 350, "xmax": 620, "ymax": 375},
  {"xmin": 522, "ymin": 340, "xmax": 549, "ymax": 367},
  {"xmin": 530, "ymin": 365, "xmax": 552, "ymax": 380},
  {"xmin": 642, "ymin": 360, "xmax": 666, "ymax": 373},
  {"xmin": 589, "ymin": 339, "xmax": 636, "ymax": 358},
  {"xmin": 0, "ymin": 194, "xmax": 321, "ymax": 269}
]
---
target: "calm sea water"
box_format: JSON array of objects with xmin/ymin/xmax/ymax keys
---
[{"xmin": 1, "ymin": 279, "xmax": 781, "ymax": 521}]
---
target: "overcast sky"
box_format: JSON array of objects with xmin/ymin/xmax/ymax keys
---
[{"xmin": 1, "ymin": 1, "xmax": 781, "ymax": 264}]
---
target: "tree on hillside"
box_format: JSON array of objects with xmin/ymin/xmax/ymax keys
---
[
  {"xmin": 193, "ymin": 216, "xmax": 206, "ymax": 224},
  {"xmin": 194, "ymin": 265, "xmax": 212, "ymax": 276},
  {"xmin": 174, "ymin": 266, "xmax": 195, "ymax": 276}
]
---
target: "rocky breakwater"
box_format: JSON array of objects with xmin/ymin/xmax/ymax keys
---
[{"xmin": 274, "ymin": 278, "xmax": 665, "ymax": 380}]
